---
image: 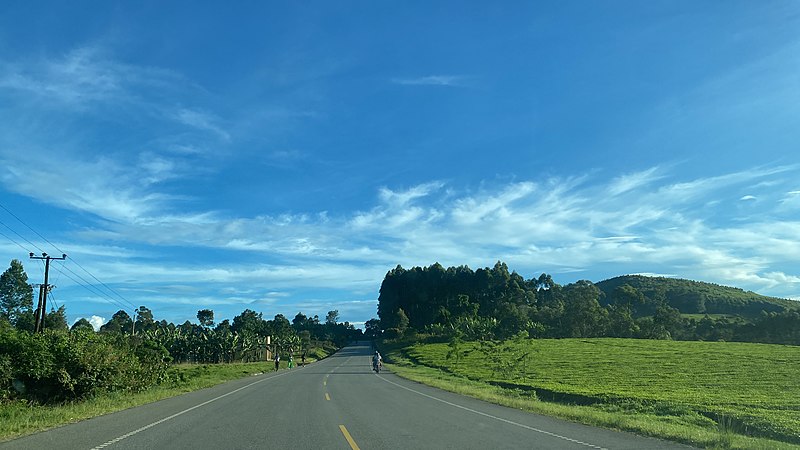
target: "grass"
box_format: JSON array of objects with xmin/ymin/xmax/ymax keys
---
[
  {"xmin": 0, "ymin": 349, "xmax": 329, "ymax": 442},
  {"xmin": 380, "ymin": 337, "xmax": 800, "ymax": 450}
]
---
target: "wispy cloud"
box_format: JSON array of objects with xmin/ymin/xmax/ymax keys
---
[
  {"xmin": 0, "ymin": 154, "xmax": 173, "ymax": 221},
  {"xmin": 0, "ymin": 46, "xmax": 186, "ymax": 110},
  {"xmin": 391, "ymin": 75, "xmax": 470, "ymax": 87},
  {"xmin": 174, "ymin": 108, "xmax": 231, "ymax": 141},
  {"xmin": 607, "ymin": 167, "xmax": 663, "ymax": 196},
  {"xmin": 55, "ymin": 164, "xmax": 800, "ymax": 301}
]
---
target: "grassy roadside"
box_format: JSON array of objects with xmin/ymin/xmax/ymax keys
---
[
  {"xmin": 0, "ymin": 352, "xmax": 329, "ymax": 442},
  {"xmin": 379, "ymin": 339, "xmax": 799, "ymax": 450}
]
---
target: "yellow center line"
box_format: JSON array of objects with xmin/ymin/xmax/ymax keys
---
[
  {"xmin": 339, "ymin": 425, "xmax": 360, "ymax": 450},
  {"xmin": 325, "ymin": 393, "xmax": 330, "ymax": 401}
]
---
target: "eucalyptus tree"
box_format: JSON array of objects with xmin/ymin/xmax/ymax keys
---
[{"xmin": 0, "ymin": 259, "xmax": 34, "ymax": 327}]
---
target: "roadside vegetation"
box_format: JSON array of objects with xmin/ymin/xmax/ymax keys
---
[
  {"xmin": 0, "ymin": 258, "xmax": 355, "ymax": 441},
  {"xmin": 0, "ymin": 357, "xmax": 329, "ymax": 441}
]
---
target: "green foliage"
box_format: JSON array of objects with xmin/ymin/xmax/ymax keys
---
[
  {"xmin": 70, "ymin": 318, "xmax": 93, "ymax": 332},
  {"xmin": 377, "ymin": 262, "xmax": 800, "ymax": 345},
  {"xmin": 44, "ymin": 306, "xmax": 68, "ymax": 332},
  {"xmin": 0, "ymin": 260, "xmax": 34, "ymax": 327},
  {"xmin": 134, "ymin": 306, "xmax": 155, "ymax": 332},
  {"xmin": 596, "ymin": 275, "xmax": 798, "ymax": 317},
  {"xmin": 364, "ymin": 318, "xmax": 381, "ymax": 338},
  {"xmin": 100, "ymin": 310, "xmax": 133, "ymax": 334},
  {"xmin": 0, "ymin": 326, "xmax": 170, "ymax": 403},
  {"xmin": 383, "ymin": 328, "xmax": 402, "ymax": 340},
  {"xmin": 405, "ymin": 338, "xmax": 800, "ymax": 445},
  {"xmin": 325, "ymin": 309, "xmax": 340, "ymax": 325},
  {"xmin": 231, "ymin": 309, "xmax": 264, "ymax": 335}
]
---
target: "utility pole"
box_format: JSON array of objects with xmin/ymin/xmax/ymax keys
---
[{"xmin": 30, "ymin": 252, "xmax": 67, "ymax": 333}]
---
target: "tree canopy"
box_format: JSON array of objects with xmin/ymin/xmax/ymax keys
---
[
  {"xmin": 374, "ymin": 262, "xmax": 800, "ymax": 345},
  {"xmin": 0, "ymin": 259, "xmax": 34, "ymax": 326}
]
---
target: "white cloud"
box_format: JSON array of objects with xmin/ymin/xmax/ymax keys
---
[
  {"xmin": 89, "ymin": 315, "xmax": 106, "ymax": 331},
  {"xmin": 607, "ymin": 167, "xmax": 663, "ymax": 196},
  {"xmin": 391, "ymin": 75, "xmax": 469, "ymax": 87},
  {"xmin": 174, "ymin": 108, "xmax": 231, "ymax": 141},
  {"xmin": 740, "ymin": 195, "xmax": 757, "ymax": 201},
  {"xmin": 0, "ymin": 154, "xmax": 173, "ymax": 221},
  {"xmin": 13, "ymin": 163, "xmax": 800, "ymax": 325}
]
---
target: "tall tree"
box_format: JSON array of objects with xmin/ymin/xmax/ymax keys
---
[
  {"xmin": 44, "ymin": 305, "xmax": 69, "ymax": 332},
  {"xmin": 271, "ymin": 314, "xmax": 292, "ymax": 337},
  {"xmin": 0, "ymin": 259, "xmax": 34, "ymax": 326},
  {"xmin": 135, "ymin": 306, "xmax": 155, "ymax": 332},
  {"xmin": 71, "ymin": 317, "xmax": 94, "ymax": 332},
  {"xmin": 325, "ymin": 310, "xmax": 340, "ymax": 325},
  {"xmin": 562, "ymin": 280, "xmax": 609, "ymax": 338},
  {"xmin": 197, "ymin": 309, "xmax": 214, "ymax": 327},
  {"xmin": 101, "ymin": 310, "xmax": 133, "ymax": 334},
  {"xmin": 292, "ymin": 312, "xmax": 309, "ymax": 330},
  {"xmin": 364, "ymin": 318, "xmax": 381, "ymax": 338},
  {"xmin": 232, "ymin": 309, "xmax": 265, "ymax": 335}
]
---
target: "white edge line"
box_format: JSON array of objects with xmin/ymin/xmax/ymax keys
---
[
  {"xmin": 90, "ymin": 369, "xmax": 296, "ymax": 449},
  {"xmin": 377, "ymin": 374, "xmax": 607, "ymax": 450}
]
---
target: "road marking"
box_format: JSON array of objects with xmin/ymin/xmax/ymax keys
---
[
  {"xmin": 325, "ymin": 393, "xmax": 331, "ymax": 401},
  {"xmin": 339, "ymin": 425, "xmax": 360, "ymax": 450},
  {"xmin": 90, "ymin": 370, "xmax": 293, "ymax": 449},
  {"xmin": 377, "ymin": 375, "xmax": 607, "ymax": 450}
]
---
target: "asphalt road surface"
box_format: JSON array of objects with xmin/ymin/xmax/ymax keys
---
[{"xmin": 2, "ymin": 342, "xmax": 693, "ymax": 449}]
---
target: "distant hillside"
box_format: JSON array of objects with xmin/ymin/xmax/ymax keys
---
[{"xmin": 595, "ymin": 275, "xmax": 799, "ymax": 317}]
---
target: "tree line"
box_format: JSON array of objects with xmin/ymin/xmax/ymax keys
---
[
  {"xmin": 0, "ymin": 259, "xmax": 361, "ymax": 404},
  {"xmin": 373, "ymin": 262, "xmax": 800, "ymax": 345}
]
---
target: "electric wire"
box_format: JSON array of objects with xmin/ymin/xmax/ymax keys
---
[
  {"xmin": 58, "ymin": 264, "xmax": 134, "ymax": 312},
  {"xmin": 0, "ymin": 228, "xmax": 31, "ymax": 253},
  {"xmin": 0, "ymin": 218, "xmax": 46, "ymax": 254},
  {"xmin": 0, "ymin": 200, "xmax": 138, "ymax": 307},
  {"xmin": 0, "ymin": 202, "xmax": 138, "ymax": 313}
]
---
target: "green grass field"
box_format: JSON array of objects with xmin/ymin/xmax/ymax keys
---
[{"xmin": 394, "ymin": 338, "xmax": 799, "ymax": 447}]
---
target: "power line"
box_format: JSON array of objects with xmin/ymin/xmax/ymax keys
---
[
  {"xmin": 58, "ymin": 263, "xmax": 136, "ymax": 312},
  {"xmin": 0, "ymin": 218, "xmax": 45, "ymax": 254},
  {"xmin": 0, "ymin": 228, "xmax": 31, "ymax": 253},
  {"xmin": 0, "ymin": 201, "xmax": 139, "ymax": 312},
  {"xmin": 65, "ymin": 259, "xmax": 138, "ymax": 310},
  {"xmin": 0, "ymin": 202, "xmax": 57, "ymax": 252}
]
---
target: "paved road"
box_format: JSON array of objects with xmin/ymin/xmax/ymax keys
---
[{"xmin": 2, "ymin": 342, "xmax": 692, "ymax": 449}]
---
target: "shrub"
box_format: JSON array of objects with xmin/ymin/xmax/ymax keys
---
[
  {"xmin": 383, "ymin": 328, "xmax": 401, "ymax": 340},
  {"xmin": 0, "ymin": 327, "xmax": 170, "ymax": 404}
]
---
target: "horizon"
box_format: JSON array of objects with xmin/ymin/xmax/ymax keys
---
[{"xmin": 1, "ymin": 1, "xmax": 799, "ymax": 329}]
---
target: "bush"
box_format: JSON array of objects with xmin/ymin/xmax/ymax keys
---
[
  {"xmin": 0, "ymin": 327, "xmax": 170, "ymax": 404},
  {"xmin": 383, "ymin": 328, "xmax": 401, "ymax": 340}
]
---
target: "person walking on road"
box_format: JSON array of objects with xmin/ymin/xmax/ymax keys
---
[
  {"xmin": 301, "ymin": 350, "xmax": 306, "ymax": 366},
  {"xmin": 274, "ymin": 353, "xmax": 280, "ymax": 371},
  {"xmin": 288, "ymin": 354, "xmax": 294, "ymax": 369}
]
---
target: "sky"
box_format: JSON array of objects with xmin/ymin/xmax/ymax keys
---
[{"xmin": 0, "ymin": 1, "xmax": 799, "ymax": 330}]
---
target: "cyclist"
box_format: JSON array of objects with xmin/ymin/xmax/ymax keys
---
[{"xmin": 372, "ymin": 351, "xmax": 382, "ymax": 372}]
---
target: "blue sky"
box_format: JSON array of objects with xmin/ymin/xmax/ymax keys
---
[{"xmin": 1, "ymin": 1, "xmax": 799, "ymax": 329}]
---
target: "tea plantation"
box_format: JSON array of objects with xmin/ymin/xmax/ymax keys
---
[{"xmin": 403, "ymin": 338, "xmax": 800, "ymax": 444}]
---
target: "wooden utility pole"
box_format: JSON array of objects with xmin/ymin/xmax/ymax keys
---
[{"xmin": 29, "ymin": 252, "xmax": 66, "ymax": 333}]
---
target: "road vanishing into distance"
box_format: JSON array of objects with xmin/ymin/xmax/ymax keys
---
[{"xmin": 2, "ymin": 342, "xmax": 692, "ymax": 449}]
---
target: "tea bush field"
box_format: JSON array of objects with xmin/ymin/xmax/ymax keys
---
[{"xmin": 403, "ymin": 338, "xmax": 800, "ymax": 444}]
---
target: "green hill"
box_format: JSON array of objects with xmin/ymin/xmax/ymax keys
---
[{"xmin": 595, "ymin": 275, "xmax": 799, "ymax": 317}]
